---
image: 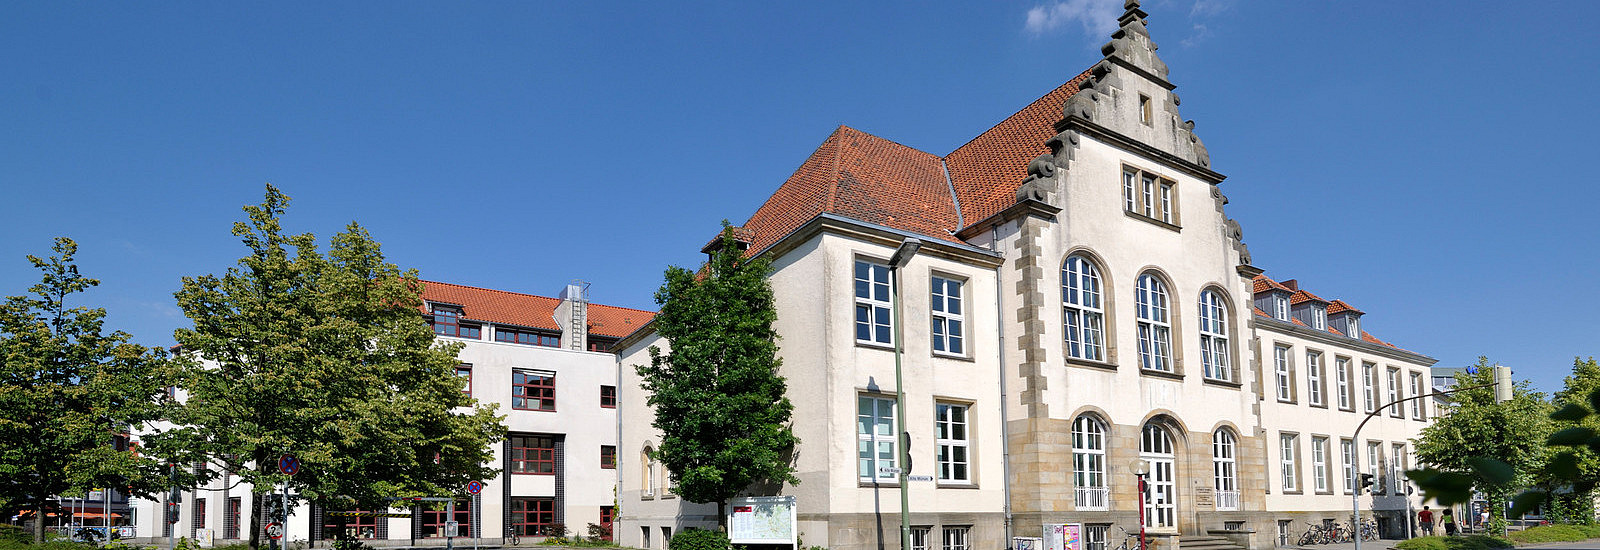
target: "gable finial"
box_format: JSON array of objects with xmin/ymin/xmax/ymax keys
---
[{"xmin": 1118, "ymin": 0, "xmax": 1149, "ymax": 29}]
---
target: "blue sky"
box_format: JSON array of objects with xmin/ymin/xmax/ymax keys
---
[{"xmin": 3, "ymin": 1, "xmax": 1596, "ymax": 394}]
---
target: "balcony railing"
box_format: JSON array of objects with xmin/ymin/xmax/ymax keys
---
[
  {"xmin": 1075, "ymin": 487, "xmax": 1108, "ymax": 510},
  {"xmin": 1216, "ymin": 489, "xmax": 1240, "ymax": 511}
]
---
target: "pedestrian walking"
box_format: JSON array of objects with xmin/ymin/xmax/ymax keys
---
[
  {"xmin": 1443, "ymin": 509, "xmax": 1457, "ymax": 536},
  {"xmin": 1419, "ymin": 506, "xmax": 1435, "ymax": 536}
]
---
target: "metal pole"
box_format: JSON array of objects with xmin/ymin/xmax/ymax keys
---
[
  {"xmin": 446, "ymin": 500, "xmax": 455, "ymax": 550},
  {"xmin": 104, "ymin": 487, "xmax": 111, "ymax": 544},
  {"xmin": 887, "ymin": 238, "xmax": 919, "ymax": 550},
  {"xmin": 473, "ymin": 493, "xmax": 479, "ymax": 550},
  {"xmin": 1137, "ymin": 476, "xmax": 1148, "ymax": 550}
]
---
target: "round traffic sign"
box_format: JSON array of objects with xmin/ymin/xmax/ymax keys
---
[
  {"xmin": 266, "ymin": 522, "xmax": 284, "ymax": 540},
  {"xmin": 278, "ymin": 454, "xmax": 300, "ymax": 476},
  {"xmin": 465, "ymin": 480, "xmax": 483, "ymax": 495}
]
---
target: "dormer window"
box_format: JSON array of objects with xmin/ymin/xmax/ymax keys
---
[
  {"xmin": 430, "ymin": 304, "xmax": 482, "ymax": 339},
  {"xmin": 1311, "ymin": 307, "xmax": 1327, "ymax": 330},
  {"xmin": 1273, "ymin": 294, "xmax": 1289, "ymax": 321},
  {"xmin": 1348, "ymin": 317, "xmax": 1360, "ymax": 339}
]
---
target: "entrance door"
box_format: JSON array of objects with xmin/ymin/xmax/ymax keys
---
[{"xmin": 1141, "ymin": 424, "xmax": 1176, "ymax": 529}]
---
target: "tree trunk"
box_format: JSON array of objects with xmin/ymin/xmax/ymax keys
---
[
  {"xmin": 249, "ymin": 493, "xmax": 264, "ymax": 550},
  {"xmin": 33, "ymin": 500, "xmax": 46, "ymax": 543},
  {"xmin": 717, "ymin": 500, "xmax": 727, "ymax": 530}
]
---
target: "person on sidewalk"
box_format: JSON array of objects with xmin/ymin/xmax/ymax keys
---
[
  {"xmin": 1442, "ymin": 508, "xmax": 1457, "ymax": 536},
  {"xmin": 1419, "ymin": 506, "xmax": 1435, "ymax": 536}
]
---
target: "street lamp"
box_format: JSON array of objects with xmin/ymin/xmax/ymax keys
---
[
  {"xmin": 889, "ymin": 238, "xmax": 921, "ymax": 550},
  {"xmin": 1130, "ymin": 459, "xmax": 1150, "ymax": 550}
]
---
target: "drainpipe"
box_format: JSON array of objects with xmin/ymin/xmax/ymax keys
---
[{"xmin": 993, "ymin": 224, "xmax": 1015, "ymax": 548}]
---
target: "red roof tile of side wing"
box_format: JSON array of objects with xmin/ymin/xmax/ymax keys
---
[
  {"xmin": 1252, "ymin": 275, "xmax": 1292, "ymax": 294},
  {"xmin": 739, "ymin": 125, "xmax": 961, "ymax": 256},
  {"xmin": 944, "ymin": 70, "xmax": 1091, "ymax": 228},
  {"xmin": 1327, "ymin": 300, "xmax": 1364, "ymax": 315},
  {"xmin": 418, "ymin": 280, "xmax": 656, "ymax": 339},
  {"xmin": 1290, "ymin": 289, "xmax": 1329, "ymax": 305}
]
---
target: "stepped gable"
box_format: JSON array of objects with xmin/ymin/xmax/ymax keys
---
[
  {"xmin": 944, "ymin": 70, "xmax": 1092, "ymax": 228},
  {"xmin": 419, "ymin": 280, "xmax": 656, "ymax": 339},
  {"xmin": 739, "ymin": 125, "xmax": 960, "ymax": 256}
]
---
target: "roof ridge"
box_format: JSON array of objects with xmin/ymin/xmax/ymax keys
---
[
  {"xmin": 838, "ymin": 124, "xmax": 943, "ymax": 160},
  {"xmin": 826, "ymin": 125, "xmax": 844, "ymax": 213},
  {"xmin": 944, "ymin": 69, "xmax": 1094, "ymax": 158},
  {"xmin": 420, "ymin": 279, "xmax": 655, "ymax": 313}
]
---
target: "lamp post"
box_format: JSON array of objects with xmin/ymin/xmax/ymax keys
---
[
  {"xmin": 1130, "ymin": 459, "xmax": 1150, "ymax": 550},
  {"xmin": 888, "ymin": 238, "xmax": 921, "ymax": 550}
]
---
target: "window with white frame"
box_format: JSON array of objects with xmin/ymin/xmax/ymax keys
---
[
  {"xmin": 1135, "ymin": 274, "xmax": 1173, "ymax": 372},
  {"xmin": 1306, "ymin": 351, "xmax": 1324, "ymax": 406},
  {"xmin": 1122, "ymin": 170, "xmax": 1137, "ymax": 213},
  {"xmin": 935, "ymin": 403, "xmax": 970, "ymax": 483},
  {"xmin": 1158, "ymin": 182, "xmax": 1174, "ymax": 223},
  {"xmin": 1122, "ymin": 166, "xmax": 1177, "ymax": 224},
  {"xmin": 1085, "ymin": 525, "xmax": 1109, "ymax": 550},
  {"xmin": 1392, "ymin": 443, "xmax": 1408, "ymax": 495},
  {"xmin": 1349, "ymin": 316, "xmax": 1361, "ymax": 338},
  {"xmin": 1367, "ymin": 442, "xmax": 1383, "ymax": 490},
  {"xmin": 1312, "ymin": 437, "xmax": 1329, "ymax": 493},
  {"xmin": 1363, "ymin": 362, "xmax": 1377, "ymax": 412},
  {"xmin": 1213, "ymin": 429, "xmax": 1238, "ymax": 511},
  {"xmin": 642, "ymin": 446, "xmax": 656, "ymax": 497},
  {"xmin": 1198, "ymin": 289, "xmax": 1230, "ymax": 381},
  {"xmin": 1072, "ymin": 415, "xmax": 1108, "ymax": 509},
  {"xmin": 1280, "ymin": 433, "xmax": 1299, "ymax": 492},
  {"xmin": 943, "ymin": 527, "xmax": 970, "ymax": 550},
  {"xmin": 910, "ymin": 528, "xmax": 930, "ymax": 550},
  {"xmin": 1388, "ymin": 367, "xmax": 1403, "ymax": 417},
  {"xmin": 1312, "ymin": 306, "xmax": 1327, "ymax": 330},
  {"xmin": 1273, "ymin": 294, "xmax": 1289, "ymax": 321},
  {"xmin": 930, "ymin": 276, "xmax": 965, "ymax": 356},
  {"xmin": 854, "ymin": 260, "xmax": 892, "ymax": 345},
  {"xmin": 1062, "ymin": 255, "xmax": 1106, "ymax": 361},
  {"xmin": 1274, "ymin": 345, "xmax": 1293, "ymax": 402},
  {"xmin": 858, "ymin": 395, "xmax": 897, "ymax": 481},
  {"xmin": 1336, "ymin": 358, "xmax": 1352, "ymax": 410},
  {"xmin": 1410, "ymin": 372, "xmax": 1426, "ymax": 419},
  {"xmin": 1342, "ymin": 439, "xmax": 1356, "ymax": 493}
]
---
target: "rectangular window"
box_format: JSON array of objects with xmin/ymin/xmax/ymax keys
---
[
  {"xmin": 1159, "ymin": 182, "xmax": 1174, "ymax": 223},
  {"xmin": 322, "ymin": 509, "xmax": 379, "ymax": 539},
  {"xmin": 1311, "ymin": 437, "xmax": 1329, "ymax": 493},
  {"xmin": 1139, "ymin": 94, "xmax": 1152, "ymax": 124},
  {"xmin": 509, "ymin": 434, "xmax": 556, "ymax": 475},
  {"xmin": 854, "ymin": 260, "xmax": 892, "ymax": 345},
  {"xmin": 1336, "ymin": 358, "xmax": 1352, "ymax": 410},
  {"xmin": 1122, "ymin": 166, "xmax": 1178, "ymax": 226},
  {"xmin": 1363, "ymin": 362, "xmax": 1377, "ymax": 412},
  {"xmin": 1392, "ymin": 444, "xmax": 1409, "ymax": 495},
  {"xmin": 1306, "ymin": 351, "xmax": 1324, "ymax": 406},
  {"xmin": 1141, "ymin": 174, "xmax": 1156, "ymax": 218},
  {"xmin": 1341, "ymin": 439, "xmax": 1356, "ymax": 493},
  {"xmin": 495, "ymin": 327, "xmax": 560, "ymax": 347},
  {"xmin": 1085, "ymin": 525, "xmax": 1109, "ymax": 550},
  {"xmin": 930, "ymin": 276, "xmax": 965, "ymax": 356},
  {"xmin": 1280, "ymin": 433, "xmax": 1299, "ymax": 492},
  {"xmin": 601, "ymin": 445, "xmax": 616, "ymax": 469},
  {"xmin": 599, "ymin": 507, "xmax": 614, "ymax": 541},
  {"xmin": 858, "ymin": 395, "xmax": 897, "ymax": 481},
  {"xmin": 456, "ymin": 364, "xmax": 472, "ymax": 397},
  {"xmin": 1312, "ymin": 307, "xmax": 1327, "ymax": 330},
  {"xmin": 192, "ymin": 497, "xmax": 206, "ymax": 534},
  {"xmin": 431, "ymin": 305, "xmax": 481, "ymax": 339},
  {"xmin": 1123, "ymin": 170, "xmax": 1137, "ymax": 212},
  {"xmin": 224, "ymin": 497, "xmax": 240, "ymax": 539},
  {"xmin": 943, "ymin": 526, "xmax": 970, "ymax": 550},
  {"xmin": 1388, "ymin": 367, "xmax": 1403, "ymax": 417},
  {"xmin": 1410, "ymin": 372, "xmax": 1426, "ymax": 419},
  {"xmin": 509, "ymin": 498, "xmax": 555, "ymax": 536},
  {"xmin": 1367, "ymin": 442, "xmax": 1384, "ymax": 491},
  {"xmin": 935, "ymin": 403, "xmax": 970, "ymax": 483},
  {"xmin": 420, "ymin": 499, "xmax": 471, "ymax": 538},
  {"xmin": 1274, "ymin": 295, "xmax": 1289, "ymax": 320},
  {"xmin": 1274, "ymin": 345, "xmax": 1293, "ymax": 402},
  {"xmin": 911, "ymin": 527, "xmax": 931, "ymax": 550},
  {"xmin": 601, "ymin": 385, "xmax": 617, "ymax": 408},
  {"xmin": 512, "ymin": 369, "xmax": 556, "ymax": 411}
]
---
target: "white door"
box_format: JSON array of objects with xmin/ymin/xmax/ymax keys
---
[{"xmin": 1141, "ymin": 424, "xmax": 1177, "ymax": 529}]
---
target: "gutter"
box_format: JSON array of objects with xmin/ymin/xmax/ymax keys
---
[{"xmin": 992, "ymin": 224, "xmax": 1014, "ymax": 547}]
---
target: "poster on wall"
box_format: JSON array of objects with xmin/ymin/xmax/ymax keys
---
[
  {"xmin": 1043, "ymin": 524, "xmax": 1082, "ymax": 550},
  {"xmin": 727, "ymin": 496, "xmax": 797, "ymax": 546},
  {"xmin": 1014, "ymin": 537, "xmax": 1043, "ymax": 550}
]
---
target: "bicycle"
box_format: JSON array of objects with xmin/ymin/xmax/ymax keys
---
[
  {"xmin": 1109, "ymin": 526, "xmax": 1152, "ymax": 550},
  {"xmin": 1297, "ymin": 523, "xmax": 1328, "ymax": 546}
]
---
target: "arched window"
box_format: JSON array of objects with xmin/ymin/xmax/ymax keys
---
[
  {"xmin": 1071, "ymin": 415, "xmax": 1108, "ymax": 510},
  {"xmin": 1140, "ymin": 423, "xmax": 1176, "ymax": 529},
  {"xmin": 1213, "ymin": 429, "xmax": 1239, "ymax": 511},
  {"xmin": 1062, "ymin": 256, "xmax": 1106, "ymax": 361},
  {"xmin": 1198, "ymin": 289, "xmax": 1230, "ymax": 381},
  {"xmin": 641, "ymin": 446, "xmax": 656, "ymax": 497},
  {"xmin": 1135, "ymin": 274, "xmax": 1172, "ymax": 372}
]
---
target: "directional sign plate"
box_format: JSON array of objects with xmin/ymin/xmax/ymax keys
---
[
  {"xmin": 278, "ymin": 454, "xmax": 300, "ymax": 476},
  {"xmin": 906, "ymin": 475, "xmax": 935, "ymax": 482}
]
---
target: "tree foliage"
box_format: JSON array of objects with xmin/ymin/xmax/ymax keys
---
[
  {"xmin": 0, "ymin": 238, "xmax": 172, "ymax": 540},
  {"xmin": 142, "ymin": 186, "xmax": 504, "ymax": 549},
  {"xmin": 636, "ymin": 223, "xmax": 799, "ymax": 518}
]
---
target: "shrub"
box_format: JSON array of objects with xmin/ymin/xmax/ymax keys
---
[
  {"xmin": 0, "ymin": 526, "xmax": 28, "ymax": 545},
  {"xmin": 668, "ymin": 528, "xmax": 730, "ymax": 550},
  {"xmin": 1576, "ymin": 524, "xmax": 1600, "ymax": 538},
  {"xmin": 1507, "ymin": 524, "xmax": 1588, "ymax": 544},
  {"xmin": 1394, "ymin": 535, "xmax": 1511, "ymax": 550}
]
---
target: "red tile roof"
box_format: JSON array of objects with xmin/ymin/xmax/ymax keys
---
[
  {"xmin": 1327, "ymin": 300, "xmax": 1364, "ymax": 315},
  {"xmin": 1252, "ymin": 275, "xmax": 1292, "ymax": 294},
  {"xmin": 944, "ymin": 70, "xmax": 1092, "ymax": 227},
  {"xmin": 419, "ymin": 280, "xmax": 655, "ymax": 339},
  {"xmin": 1289, "ymin": 289, "xmax": 1329, "ymax": 305}
]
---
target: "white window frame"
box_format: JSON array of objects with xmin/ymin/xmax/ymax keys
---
[
  {"xmin": 1063, "ymin": 255, "xmax": 1106, "ymax": 362},
  {"xmin": 935, "ymin": 403, "xmax": 970, "ymax": 484},
  {"xmin": 854, "ymin": 260, "xmax": 892, "ymax": 345},
  {"xmin": 1388, "ymin": 367, "xmax": 1403, "ymax": 418},
  {"xmin": 1141, "ymin": 174, "xmax": 1155, "ymax": 218},
  {"xmin": 858, "ymin": 395, "xmax": 897, "ymax": 481},
  {"xmin": 642, "ymin": 447, "xmax": 656, "ymax": 498},
  {"xmin": 1312, "ymin": 436, "xmax": 1329, "ymax": 493},
  {"xmin": 911, "ymin": 528, "xmax": 930, "ymax": 550},
  {"xmin": 1336, "ymin": 358, "xmax": 1352, "ymax": 410},
  {"xmin": 1072, "ymin": 415, "xmax": 1109, "ymax": 510},
  {"xmin": 930, "ymin": 275, "xmax": 965, "ymax": 357},
  {"xmin": 1367, "ymin": 441, "xmax": 1383, "ymax": 490},
  {"xmin": 1306, "ymin": 351, "xmax": 1324, "ymax": 406},
  {"xmin": 1363, "ymin": 362, "xmax": 1377, "ymax": 413},
  {"xmin": 1392, "ymin": 443, "xmax": 1408, "ymax": 495},
  {"xmin": 1280, "ymin": 433, "xmax": 1299, "ymax": 492},
  {"xmin": 1341, "ymin": 439, "xmax": 1356, "ymax": 493},
  {"xmin": 1274, "ymin": 345, "xmax": 1292, "ymax": 402},
  {"xmin": 1136, "ymin": 274, "xmax": 1173, "ymax": 372},
  {"xmin": 1213, "ymin": 429, "xmax": 1238, "ymax": 511},
  {"xmin": 1312, "ymin": 306, "xmax": 1327, "ymax": 330},
  {"xmin": 1158, "ymin": 182, "xmax": 1174, "ymax": 223},
  {"xmin": 1122, "ymin": 166, "xmax": 1178, "ymax": 225},
  {"xmin": 1198, "ymin": 290, "xmax": 1230, "ymax": 381},
  {"xmin": 1410, "ymin": 372, "xmax": 1426, "ymax": 419},
  {"xmin": 1273, "ymin": 294, "xmax": 1289, "ymax": 321},
  {"xmin": 1349, "ymin": 316, "xmax": 1361, "ymax": 338},
  {"xmin": 1122, "ymin": 170, "xmax": 1137, "ymax": 212},
  {"xmin": 943, "ymin": 527, "xmax": 970, "ymax": 550}
]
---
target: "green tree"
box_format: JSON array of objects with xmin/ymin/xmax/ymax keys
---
[
  {"xmin": 143, "ymin": 186, "xmax": 504, "ymax": 549},
  {"xmin": 636, "ymin": 224, "xmax": 799, "ymax": 524},
  {"xmin": 1540, "ymin": 357, "xmax": 1600, "ymax": 523},
  {"xmin": 1412, "ymin": 357, "xmax": 1551, "ymax": 533},
  {"xmin": 0, "ymin": 238, "xmax": 172, "ymax": 541}
]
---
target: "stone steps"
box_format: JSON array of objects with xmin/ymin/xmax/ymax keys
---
[{"xmin": 1176, "ymin": 535, "xmax": 1248, "ymax": 550}]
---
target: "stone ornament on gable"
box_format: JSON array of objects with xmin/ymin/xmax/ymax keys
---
[{"xmin": 1015, "ymin": 130, "xmax": 1081, "ymax": 202}]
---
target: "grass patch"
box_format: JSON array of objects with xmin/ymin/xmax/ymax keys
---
[
  {"xmin": 1507, "ymin": 524, "xmax": 1592, "ymax": 544},
  {"xmin": 1394, "ymin": 535, "xmax": 1513, "ymax": 550}
]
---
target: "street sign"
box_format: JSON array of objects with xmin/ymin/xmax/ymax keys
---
[
  {"xmin": 877, "ymin": 466, "xmax": 902, "ymax": 476},
  {"xmin": 905, "ymin": 475, "xmax": 934, "ymax": 482},
  {"xmin": 266, "ymin": 522, "xmax": 284, "ymax": 540},
  {"xmin": 465, "ymin": 480, "xmax": 483, "ymax": 495},
  {"xmin": 278, "ymin": 454, "xmax": 300, "ymax": 476},
  {"xmin": 444, "ymin": 521, "xmax": 460, "ymax": 537}
]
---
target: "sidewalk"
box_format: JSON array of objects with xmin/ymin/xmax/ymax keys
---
[{"xmin": 1289, "ymin": 538, "xmax": 1406, "ymax": 550}]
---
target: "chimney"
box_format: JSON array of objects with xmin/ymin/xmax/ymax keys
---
[
  {"xmin": 1281, "ymin": 279, "xmax": 1299, "ymax": 291},
  {"xmin": 554, "ymin": 281, "xmax": 590, "ymax": 351}
]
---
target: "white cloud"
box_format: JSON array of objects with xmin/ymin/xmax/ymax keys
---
[{"xmin": 1024, "ymin": 0, "xmax": 1123, "ymax": 38}]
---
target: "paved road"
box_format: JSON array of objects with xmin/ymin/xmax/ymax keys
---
[{"xmin": 1290, "ymin": 538, "xmax": 1600, "ymax": 550}]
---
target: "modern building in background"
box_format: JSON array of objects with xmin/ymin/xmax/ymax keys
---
[
  {"xmin": 128, "ymin": 281, "xmax": 652, "ymax": 546},
  {"xmin": 615, "ymin": 3, "xmax": 1435, "ymax": 550}
]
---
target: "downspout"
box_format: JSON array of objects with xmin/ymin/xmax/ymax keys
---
[{"xmin": 992, "ymin": 224, "xmax": 1014, "ymax": 548}]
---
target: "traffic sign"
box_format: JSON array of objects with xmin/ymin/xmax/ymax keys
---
[
  {"xmin": 265, "ymin": 523, "xmax": 284, "ymax": 540},
  {"xmin": 278, "ymin": 454, "xmax": 300, "ymax": 476},
  {"xmin": 877, "ymin": 466, "xmax": 902, "ymax": 477},
  {"xmin": 906, "ymin": 475, "xmax": 934, "ymax": 482},
  {"xmin": 465, "ymin": 480, "xmax": 483, "ymax": 495}
]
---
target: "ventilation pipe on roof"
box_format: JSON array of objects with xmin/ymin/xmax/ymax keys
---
[{"xmin": 555, "ymin": 280, "xmax": 590, "ymax": 351}]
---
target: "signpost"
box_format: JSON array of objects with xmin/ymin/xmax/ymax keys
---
[
  {"xmin": 466, "ymin": 482, "xmax": 484, "ymax": 550},
  {"xmin": 276, "ymin": 454, "xmax": 298, "ymax": 550}
]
